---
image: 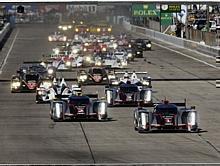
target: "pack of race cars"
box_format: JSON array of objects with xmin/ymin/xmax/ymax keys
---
[{"xmin": 10, "ymin": 22, "xmax": 199, "ymax": 133}]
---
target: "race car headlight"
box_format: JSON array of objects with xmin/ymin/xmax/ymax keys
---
[
  {"xmin": 40, "ymin": 62, "xmax": 46, "ymax": 67},
  {"xmin": 62, "ymin": 26, "xmax": 68, "ymax": 31},
  {"xmin": 48, "ymin": 36, "xmax": 52, "ymax": 41},
  {"xmin": 146, "ymin": 43, "xmax": 151, "ymax": 48},
  {"xmin": 97, "ymin": 28, "xmax": 101, "ymax": 32},
  {"xmin": 48, "ymin": 68, "xmax": 54, "ymax": 75},
  {"xmin": 72, "ymin": 49, "xmax": 78, "ymax": 54},
  {"xmin": 54, "ymin": 48, "xmax": 60, "ymax": 55},
  {"xmin": 38, "ymin": 90, "xmax": 46, "ymax": 95},
  {"xmin": 75, "ymin": 28, "xmax": 79, "ymax": 32},
  {"xmin": 65, "ymin": 61, "xmax": 71, "ymax": 66},
  {"xmin": 108, "ymin": 28, "xmax": 112, "ymax": 32},
  {"xmin": 112, "ymin": 81, "xmax": 119, "ymax": 85},
  {"xmin": 68, "ymin": 25, "xmax": 72, "ymax": 29},
  {"xmin": 142, "ymin": 80, "xmax": 149, "ymax": 86},
  {"xmin": 63, "ymin": 36, "xmax": 67, "ymax": 41},
  {"xmin": 121, "ymin": 61, "xmax": 127, "ymax": 66},
  {"xmin": 96, "ymin": 61, "xmax": 102, "ymax": 66},
  {"xmin": 83, "ymin": 48, "xmax": 87, "ymax": 52},
  {"xmin": 12, "ymin": 82, "xmax": 21, "ymax": 87},
  {"xmin": 44, "ymin": 81, "xmax": 52, "ymax": 87},
  {"xmin": 108, "ymin": 75, "xmax": 115, "ymax": 79},
  {"xmin": 113, "ymin": 43, "xmax": 118, "ymax": 49},
  {"xmin": 80, "ymin": 75, "xmax": 88, "ymax": 81},
  {"xmin": 128, "ymin": 53, "xmax": 132, "ymax": 58},
  {"xmin": 188, "ymin": 112, "xmax": 196, "ymax": 126},
  {"xmin": 86, "ymin": 56, "xmax": 91, "ymax": 62},
  {"xmin": 102, "ymin": 47, "xmax": 107, "ymax": 52}
]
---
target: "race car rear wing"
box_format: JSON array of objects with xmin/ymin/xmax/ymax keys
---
[
  {"xmin": 23, "ymin": 61, "xmax": 52, "ymax": 64},
  {"xmin": 140, "ymin": 99, "xmax": 187, "ymax": 108},
  {"xmin": 115, "ymin": 72, "xmax": 147, "ymax": 74},
  {"xmin": 130, "ymin": 38, "xmax": 151, "ymax": 40},
  {"xmin": 84, "ymin": 94, "xmax": 98, "ymax": 99}
]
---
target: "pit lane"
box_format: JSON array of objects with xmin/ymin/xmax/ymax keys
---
[{"xmin": 0, "ymin": 24, "xmax": 219, "ymax": 164}]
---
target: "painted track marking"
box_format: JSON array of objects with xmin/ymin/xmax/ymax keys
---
[{"xmin": 0, "ymin": 29, "xmax": 20, "ymax": 74}]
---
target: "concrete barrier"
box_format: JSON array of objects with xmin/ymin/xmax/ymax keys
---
[
  {"xmin": 0, "ymin": 23, "xmax": 11, "ymax": 50},
  {"xmin": 123, "ymin": 21, "xmax": 220, "ymax": 57}
]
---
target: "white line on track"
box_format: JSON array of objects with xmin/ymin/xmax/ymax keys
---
[
  {"xmin": 133, "ymin": 31, "xmax": 218, "ymax": 69},
  {"xmin": 0, "ymin": 29, "xmax": 20, "ymax": 74},
  {"xmin": 153, "ymin": 42, "xmax": 219, "ymax": 69}
]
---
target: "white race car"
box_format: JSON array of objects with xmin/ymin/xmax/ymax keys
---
[{"xmin": 48, "ymin": 32, "xmax": 67, "ymax": 42}]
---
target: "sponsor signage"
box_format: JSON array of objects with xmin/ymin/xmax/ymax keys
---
[
  {"xmin": 132, "ymin": 4, "xmax": 159, "ymax": 17},
  {"xmin": 161, "ymin": 4, "xmax": 181, "ymax": 13}
]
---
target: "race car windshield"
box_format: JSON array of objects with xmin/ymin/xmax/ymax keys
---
[
  {"xmin": 120, "ymin": 85, "xmax": 138, "ymax": 93},
  {"xmin": 155, "ymin": 107, "xmax": 178, "ymax": 115},
  {"xmin": 25, "ymin": 74, "xmax": 39, "ymax": 81},
  {"xmin": 69, "ymin": 98, "xmax": 90, "ymax": 105},
  {"xmin": 136, "ymin": 39, "xmax": 144, "ymax": 43},
  {"xmin": 92, "ymin": 69, "xmax": 103, "ymax": 74}
]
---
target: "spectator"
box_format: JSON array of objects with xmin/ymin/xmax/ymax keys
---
[{"xmin": 175, "ymin": 21, "xmax": 182, "ymax": 37}]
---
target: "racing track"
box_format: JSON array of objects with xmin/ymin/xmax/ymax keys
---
[{"xmin": 0, "ymin": 24, "xmax": 219, "ymax": 164}]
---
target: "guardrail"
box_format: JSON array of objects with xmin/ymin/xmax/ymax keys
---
[
  {"xmin": 0, "ymin": 23, "xmax": 11, "ymax": 50},
  {"xmin": 123, "ymin": 20, "xmax": 220, "ymax": 57}
]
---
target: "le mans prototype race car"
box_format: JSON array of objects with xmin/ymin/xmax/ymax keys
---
[
  {"xmin": 132, "ymin": 38, "xmax": 152, "ymax": 51},
  {"xmin": 77, "ymin": 67, "xmax": 114, "ymax": 85},
  {"xmin": 105, "ymin": 71, "xmax": 152, "ymax": 106},
  {"xmin": 11, "ymin": 63, "xmax": 48, "ymax": 93},
  {"xmin": 36, "ymin": 78, "xmax": 72, "ymax": 103},
  {"xmin": 134, "ymin": 100, "xmax": 198, "ymax": 133},
  {"xmin": 50, "ymin": 93, "xmax": 108, "ymax": 122},
  {"xmin": 48, "ymin": 32, "xmax": 67, "ymax": 42}
]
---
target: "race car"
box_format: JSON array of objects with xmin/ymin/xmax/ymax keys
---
[
  {"xmin": 133, "ymin": 100, "xmax": 198, "ymax": 133},
  {"xmin": 11, "ymin": 63, "xmax": 47, "ymax": 93},
  {"xmin": 50, "ymin": 93, "xmax": 108, "ymax": 122},
  {"xmin": 126, "ymin": 48, "xmax": 135, "ymax": 62},
  {"xmin": 133, "ymin": 38, "xmax": 152, "ymax": 51},
  {"xmin": 101, "ymin": 52, "xmax": 127, "ymax": 69},
  {"xmin": 58, "ymin": 23, "xmax": 73, "ymax": 31},
  {"xmin": 89, "ymin": 24, "xmax": 112, "ymax": 35},
  {"xmin": 51, "ymin": 55, "xmax": 83, "ymax": 70},
  {"xmin": 77, "ymin": 67, "xmax": 110, "ymax": 85},
  {"xmin": 113, "ymin": 48, "xmax": 128, "ymax": 60},
  {"xmin": 105, "ymin": 71, "xmax": 152, "ymax": 106},
  {"xmin": 133, "ymin": 47, "xmax": 143, "ymax": 58},
  {"xmin": 36, "ymin": 78, "xmax": 53, "ymax": 103},
  {"xmin": 74, "ymin": 24, "xmax": 89, "ymax": 34},
  {"xmin": 37, "ymin": 78, "xmax": 72, "ymax": 103},
  {"xmin": 48, "ymin": 32, "xmax": 67, "ymax": 42},
  {"xmin": 82, "ymin": 41, "xmax": 102, "ymax": 54},
  {"xmin": 11, "ymin": 72, "xmax": 40, "ymax": 93}
]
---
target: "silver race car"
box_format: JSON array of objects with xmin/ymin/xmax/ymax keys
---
[
  {"xmin": 134, "ymin": 100, "xmax": 198, "ymax": 133},
  {"xmin": 50, "ymin": 94, "xmax": 108, "ymax": 122},
  {"xmin": 105, "ymin": 71, "xmax": 152, "ymax": 106}
]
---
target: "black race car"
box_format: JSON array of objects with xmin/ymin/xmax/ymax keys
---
[
  {"xmin": 11, "ymin": 72, "xmax": 40, "ymax": 93},
  {"xmin": 11, "ymin": 63, "xmax": 47, "ymax": 93},
  {"xmin": 134, "ymin": 38, "xmax": 152, "ymax": 51},
  {"xmin": 77, "ymin": 67, "xmax": 110, "ymax": 85}
]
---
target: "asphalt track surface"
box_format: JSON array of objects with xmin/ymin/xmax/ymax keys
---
[{"xmin": 0, "ymin": 24, "xmax": 219, "ymax": 164}]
